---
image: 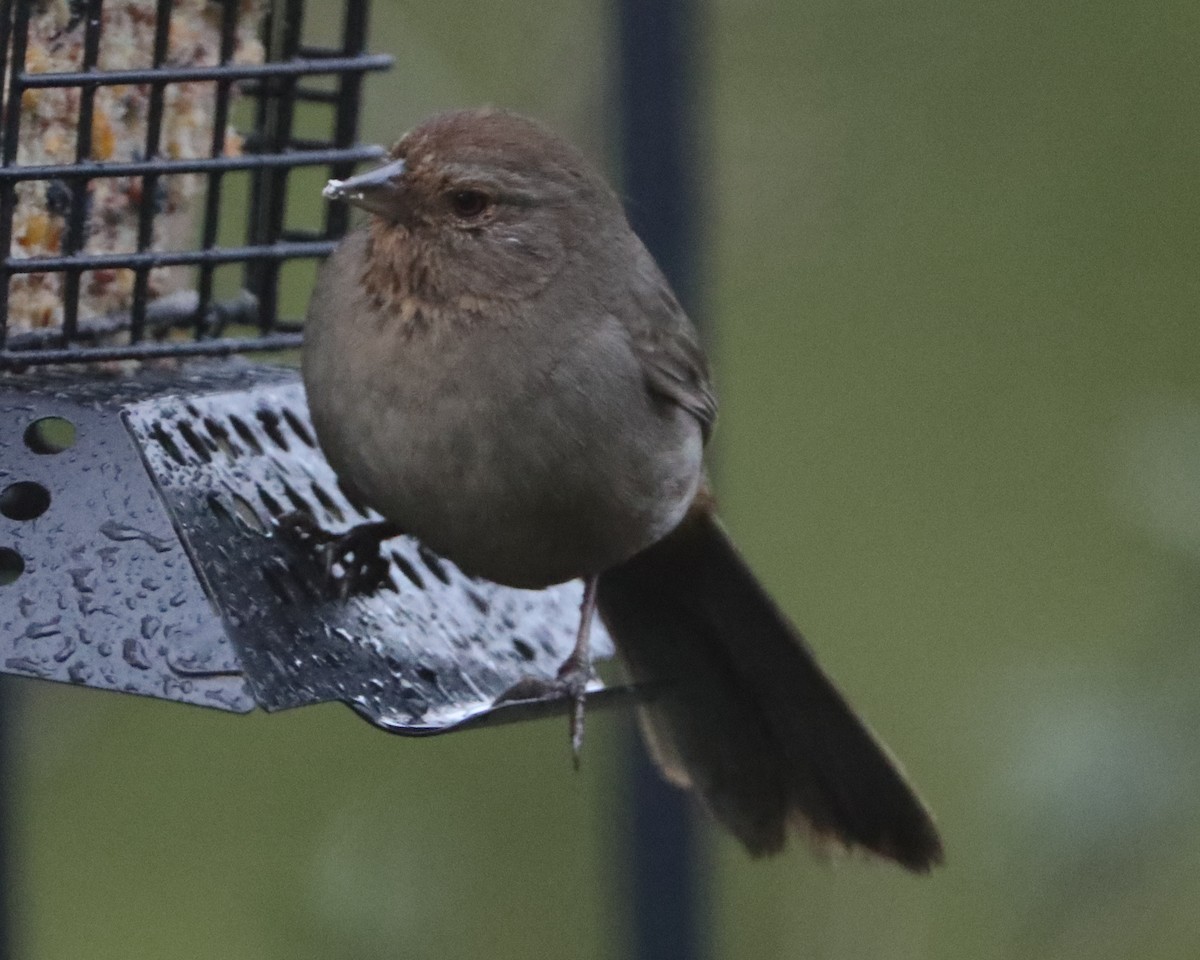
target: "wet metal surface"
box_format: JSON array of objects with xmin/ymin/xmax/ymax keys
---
[
  {"xmin": 0, "ymin": 372, "xmax": 251, "ymax": 711},
  {"xmin": 1, "ymin": 364, "xmax": 615, "ymax": 732}
]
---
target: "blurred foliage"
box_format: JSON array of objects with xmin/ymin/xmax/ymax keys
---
[{"xmin": 10, "ymin": 0, "xmax": 1200, "ymax": 958}]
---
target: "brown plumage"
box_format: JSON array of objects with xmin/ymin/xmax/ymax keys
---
[{"xmin": 302, "ymin": 107, "xmax": 943, "ymax": 871}]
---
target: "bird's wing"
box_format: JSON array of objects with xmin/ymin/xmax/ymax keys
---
[{"xmin": 626, "ymin": 249, "xmax": 718, "ymax": 443}]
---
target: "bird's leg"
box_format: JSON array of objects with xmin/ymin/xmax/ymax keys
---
[
  {"xmin": 321, "ymin": 521, "xmax": 405, "ymax": 594},
  {"xmin": 493, "ymin": 575, "xmax": 599, "ymax": 768},
  {"xmin": 557, "ymin": 574, "xmax": 599, "ymax": 767}
]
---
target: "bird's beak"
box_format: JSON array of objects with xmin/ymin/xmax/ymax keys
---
[{"xmin": 323, "ymin": 158, "xmax": 407, "ymax": 217}]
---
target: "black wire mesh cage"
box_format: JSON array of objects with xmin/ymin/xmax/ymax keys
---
[
  {"xmin": 0, "ymin": 0, "xmax": 616, "ymax": 731},
  {"xmin": 0, "ymin": 0, "xmax": 390, "ymax": 368}
]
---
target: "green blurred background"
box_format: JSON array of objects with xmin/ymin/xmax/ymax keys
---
[{"xmin": 10, "ymin": 0, "xmax": 1200, "ymax": 957}]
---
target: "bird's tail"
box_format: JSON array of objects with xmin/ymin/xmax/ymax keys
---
[{"xmin": 596, "ymin": 503, "xmax": 943, "ymax": 871}]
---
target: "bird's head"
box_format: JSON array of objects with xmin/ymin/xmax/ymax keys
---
[{"xmin": 324, "ymin": 108, "xmax": 622, "ymax": 305}]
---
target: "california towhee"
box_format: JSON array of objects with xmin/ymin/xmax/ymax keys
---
[{"xmin": 302, "ymin": 108, "xmax": 943, "ymax": 871}]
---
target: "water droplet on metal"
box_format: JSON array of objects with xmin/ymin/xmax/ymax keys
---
[
  {"xmin": 122, "ymin": 638, "xmax": 152, "ymax": 670},
  {"xmin": 98, "ymin": 520, "xmax": 173, "ymax": 553}
]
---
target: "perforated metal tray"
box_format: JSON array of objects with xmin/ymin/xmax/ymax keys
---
[{"xmin": 0, "ymin": 363, "xmax": 619, "ymax": 732}]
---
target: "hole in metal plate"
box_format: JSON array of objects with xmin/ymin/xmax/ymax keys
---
[
  {"xmin": 256, "ymin": 409, "xmax": 289, "ymax": 450},
  {"xmin": 279, "ymin": 480, "xmax": 312, "ymax": 516},
  {"xmin": 282, "ymin": 406, "xmax": 315, "ymax": 446},
  {"xmin": 202, "ymin": 416, "xmax": 238, "ymax": 458},
  {"xmin": 256, "ymin": 484, "xmax": 284, "ymax": 518},
  {"xmin": 176, "ymin": 420, "xmax": 214, "ymax": 463},
  {"xmin": 0, "ymin": 547, "xmax": 25, "ymax": 585},
  {"xmin": 228, "ymin": 414, "xmax": 264, "ymax": 455},
  {"xmin": 0, "ymin": 481, "xmax": 51, "ymax": 521},
  {"xmin": 418, "ymin": 544, "xmax": 452, "ymax": 585},
  {"xmin": 229, "ymin": 492, "xmax": 268, "ymax": 534},
  {"xmin": 512, "ymin": 638, "xmax": 536, "ymax": 662},
  {"xmin": 310, "ymin": 482, "xmax": 345, "ymax": 523},
  {"xmin": 148, "ymin": 422, "xmax": 187, "ymax": 465},
  {"xmin": 390, "ymin": 550, "xmax": 425, "ymax": 589},
  {"xmin": 23, "ymin": 416, "xmax": 77, "ymax": 454}
]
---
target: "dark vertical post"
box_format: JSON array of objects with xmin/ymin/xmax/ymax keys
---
[
  {"xmin": 0, "ymin": 682, "xmax": 11, "ymax": 960},
  {"xmin": 616, "ymin": 2, "xmax": 707, "ymax": 959},
  {"xmin": 0, "ymin": 1, "xmax": 18, "ymax": 952},
  {"xmin": 0, "ymin": 2, "xmax": 20, "ymax": 949}
]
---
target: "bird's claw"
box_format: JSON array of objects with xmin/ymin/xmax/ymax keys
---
[
  {"xmin": 276, "ymin": 509, "xmax": 325, "ymax": 545},
  {"xmin": 494, "ymin": 653, "xmax": 593, "ymax": 768},
  {"xmin": 275, "ymin": 512, "xmax": 400, "ymax": 598},
  {"xmin": 557, "ymin": 653, "xmax": 591, "ymax": 769}
]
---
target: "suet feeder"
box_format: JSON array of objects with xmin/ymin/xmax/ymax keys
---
[{"xmin": 0, "ymin": 0, "xmax": 615, "ymax": 731}]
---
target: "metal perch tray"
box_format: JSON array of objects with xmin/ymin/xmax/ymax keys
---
[{"xmin": 0, "ymin": 363, "xmax": 619, "ymax": 733}]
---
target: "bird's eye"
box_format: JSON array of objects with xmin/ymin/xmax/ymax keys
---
[{"xmin": 449, "ymin": 189, "xmax": 492, "ymax": 220}]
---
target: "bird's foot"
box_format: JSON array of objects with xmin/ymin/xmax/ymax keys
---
[
  {"xmin": 494, "ymin": 652, "xmax": 594, "ymax": 769},
  {"xmin": 556, "ymin": 651, "xmax": 592, "ymax": 769},
  {"xmin": 276, "ymin": 512, "xmax": 402, "ymax": 598}
]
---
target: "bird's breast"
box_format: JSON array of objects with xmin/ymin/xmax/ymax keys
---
[{"xmin": 302, "ymin": 236, "xmax": 703, "ymax": 587}]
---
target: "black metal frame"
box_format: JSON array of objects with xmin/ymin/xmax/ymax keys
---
[{"xmin": 0, "ymin": 0, "xmax": 390, "ymax": 369}]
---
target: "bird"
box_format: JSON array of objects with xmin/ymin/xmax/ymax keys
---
[{"xmin": 301, "ymin": 107, "xmax": 943, "ymax": 871}]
